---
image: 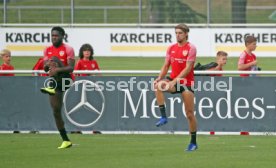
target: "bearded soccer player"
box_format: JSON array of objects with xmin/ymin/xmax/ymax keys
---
[
  {"xmin": 40, "ymin": 26, "xmax": 75, "ymax": 149},
  {"xmin": 154, "ymin": 24, "xmax": 198, "ymax": 151}
]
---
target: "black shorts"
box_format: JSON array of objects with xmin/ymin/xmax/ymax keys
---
[
  {"xmin": 49, "ymin": 73, "xmax": 72, "ymax": 92},
  {"xmin": 48, "ymin": 57, "xmax": 72, "ymax": 92},
  {"xmin": 166, "ymin": 77, "xmax": 194, "ymax": 94}
]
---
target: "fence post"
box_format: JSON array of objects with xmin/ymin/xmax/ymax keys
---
[
  {"xmin": 207, "ymin": 0, "xmax": 211, "ymax": 26},
  {"xmin": 61, "ymin": 8, "xmax": 64, "ymax": 24},
  {"xmin": 18, "ymin": 8, "xmax": 21, "ymax": 23},
  {"xmin": 104, "ymin": 8, "xmax": 107, "ymax": 23},
  {"xmin": 70, "ymin": 0, "xmax": 74, "ymax": 25},
  {"xmin": 3, "ymin": 0, "xmax": 7, "ymax": 24},
  {"xmin": 138, "ymin": 0, "xmax": 142, "ymax": 24}
]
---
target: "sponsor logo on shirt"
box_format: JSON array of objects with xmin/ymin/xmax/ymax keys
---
[
  {"xmin": 171, "ymin": 58, "xmax": 185, "ymax": 63},
  {"xmin": 91, "ymin": 63, "xmax": 95, "ymax": 69}
]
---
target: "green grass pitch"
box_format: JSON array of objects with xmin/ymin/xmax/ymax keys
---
[
  {"xmin": 0, "ymin": 134, "xmax": 275, "ymax": 168},
  {"xmin": 1, "ymin": 56, "xmax": 276, "ymax": 167}
]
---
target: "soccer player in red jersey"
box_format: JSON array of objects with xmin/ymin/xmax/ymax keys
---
[
  {"xmin": 154, "ymin": 24, "xmax": 198, "ymax": 151},
  {"xmin": 0, "ymin": 49, "xmax": 14, "ymax": 76},
  {"xmin": 74, "ymin": 43, "xmax": 100, "ymax": 76},
  {"xmin": 209, "ymin": 51, "xmax": 228, "ymax": 76},
  {"xmin": 40, "ymin": 27, "xmax": 75, "ymax": 149},
  {"xmin": 32, "ymin": 57, "xmax": 48, "ymax": 76},
  {"xmin": 238, "ymin": 35, "xmax": 258, "ymax": 77}
]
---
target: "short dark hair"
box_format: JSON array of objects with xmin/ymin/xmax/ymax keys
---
[
  {"xmin": 51, "ymin": 26, "xmax": 65, "ymax": 36},
  {"xmin": 244, "ymin": 35, "xmax": 257, "ymax": 45},
  {"xmin": 79, "ymin": 43, "xmax": 94, "ymax": 60}
]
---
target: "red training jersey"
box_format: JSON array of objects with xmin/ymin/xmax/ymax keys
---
[
  {"xmin": 74, "ymin": 59, "xmax": 100, "ymax": 76},
  {"xmin": 166, "ymin": 42, "xmax": 196, "ymax": 86},
  {"xmin": 32, "ymin": 57, "xmax": 48, "ymax": 76},
  {"xmin": 238, "ymin": 51, "xmax": 256, "ymax": 77},
  {"xmin": 43, "ymin": 43, "xmax": 75, "ymax": 79},
  {"xmin": 0, "ymin": 63, "xmax": 14, "ymax": 76},
  {"xmin": 43, "ymin": 43, "xmax": 75, "ymax": 66}
]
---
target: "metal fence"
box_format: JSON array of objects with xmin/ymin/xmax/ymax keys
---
[
  {"xmin": 1, "ymin": 0, "xmax": 276, "ymax": 25},
  {"xmin": 1, "ymin": 70, "xmax": 276, "ymax": 76}
]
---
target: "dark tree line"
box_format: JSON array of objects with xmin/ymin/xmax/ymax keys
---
[{"xmin": 148, "ymin": 0, "xmax": 247, "ymax": 23}]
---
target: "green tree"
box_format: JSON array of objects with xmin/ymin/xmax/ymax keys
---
[{"xmin": 148, "ymin": 0, "xmax": 206, "ymax": 23}]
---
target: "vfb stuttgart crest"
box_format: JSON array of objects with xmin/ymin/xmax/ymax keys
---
[
  {"xmin": 182, "ymin": 50, "xmax": 188, "ymax": 56},
  {"xmin": 59, "ymin": 51, "xmax": 65, "ymax": 57}
]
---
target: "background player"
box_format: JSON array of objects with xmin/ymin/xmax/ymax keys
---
[
  {"xmin": 74, "ymin": 43, "xmax": 100, "ymax": 76},
  {"xmin": 154, "ymin": 24, "xmax": 198, "ymax": 151},
  {"xmin": 32, "ymin": 57, "xmax": 48, "ymax": 76},
  {"xmin": 238, "ymin": 35, "xmax": 258, "ymax": 77},
  {"xmin": 40, "ymin": 26, "xmax": 75, "ymax": 149},
  {"xmin": 0, "ymin": 49, "xmax": 14, "ymax": 76},
  {"xmin": 209, "ymin": 51, "xmax": 228, "ymax": 76}
]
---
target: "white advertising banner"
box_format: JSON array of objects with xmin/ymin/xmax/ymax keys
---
[{"xmin": 0, "ymin": 28, "xmax": 275, "ymax": 57}]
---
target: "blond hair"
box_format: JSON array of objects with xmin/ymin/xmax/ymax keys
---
[
  {"xmin": 0, "ymin": 49, "xmax": 11, "ymax": 57},
  {"xmin": 216, "ymin": 51, "xmax": 228, "ymax": 57}
]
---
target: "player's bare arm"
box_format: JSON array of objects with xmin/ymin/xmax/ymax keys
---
[
  {"xmin": 49, "ymin": 58, "xmax": 75, "ymax": 76},
  {"xmin": 238, "ymin": 60, "xmax": 257, "ymax": 70},
  {"xmin": 154, "ymin": 59, "xmax": 170, "ymax": 84}
]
